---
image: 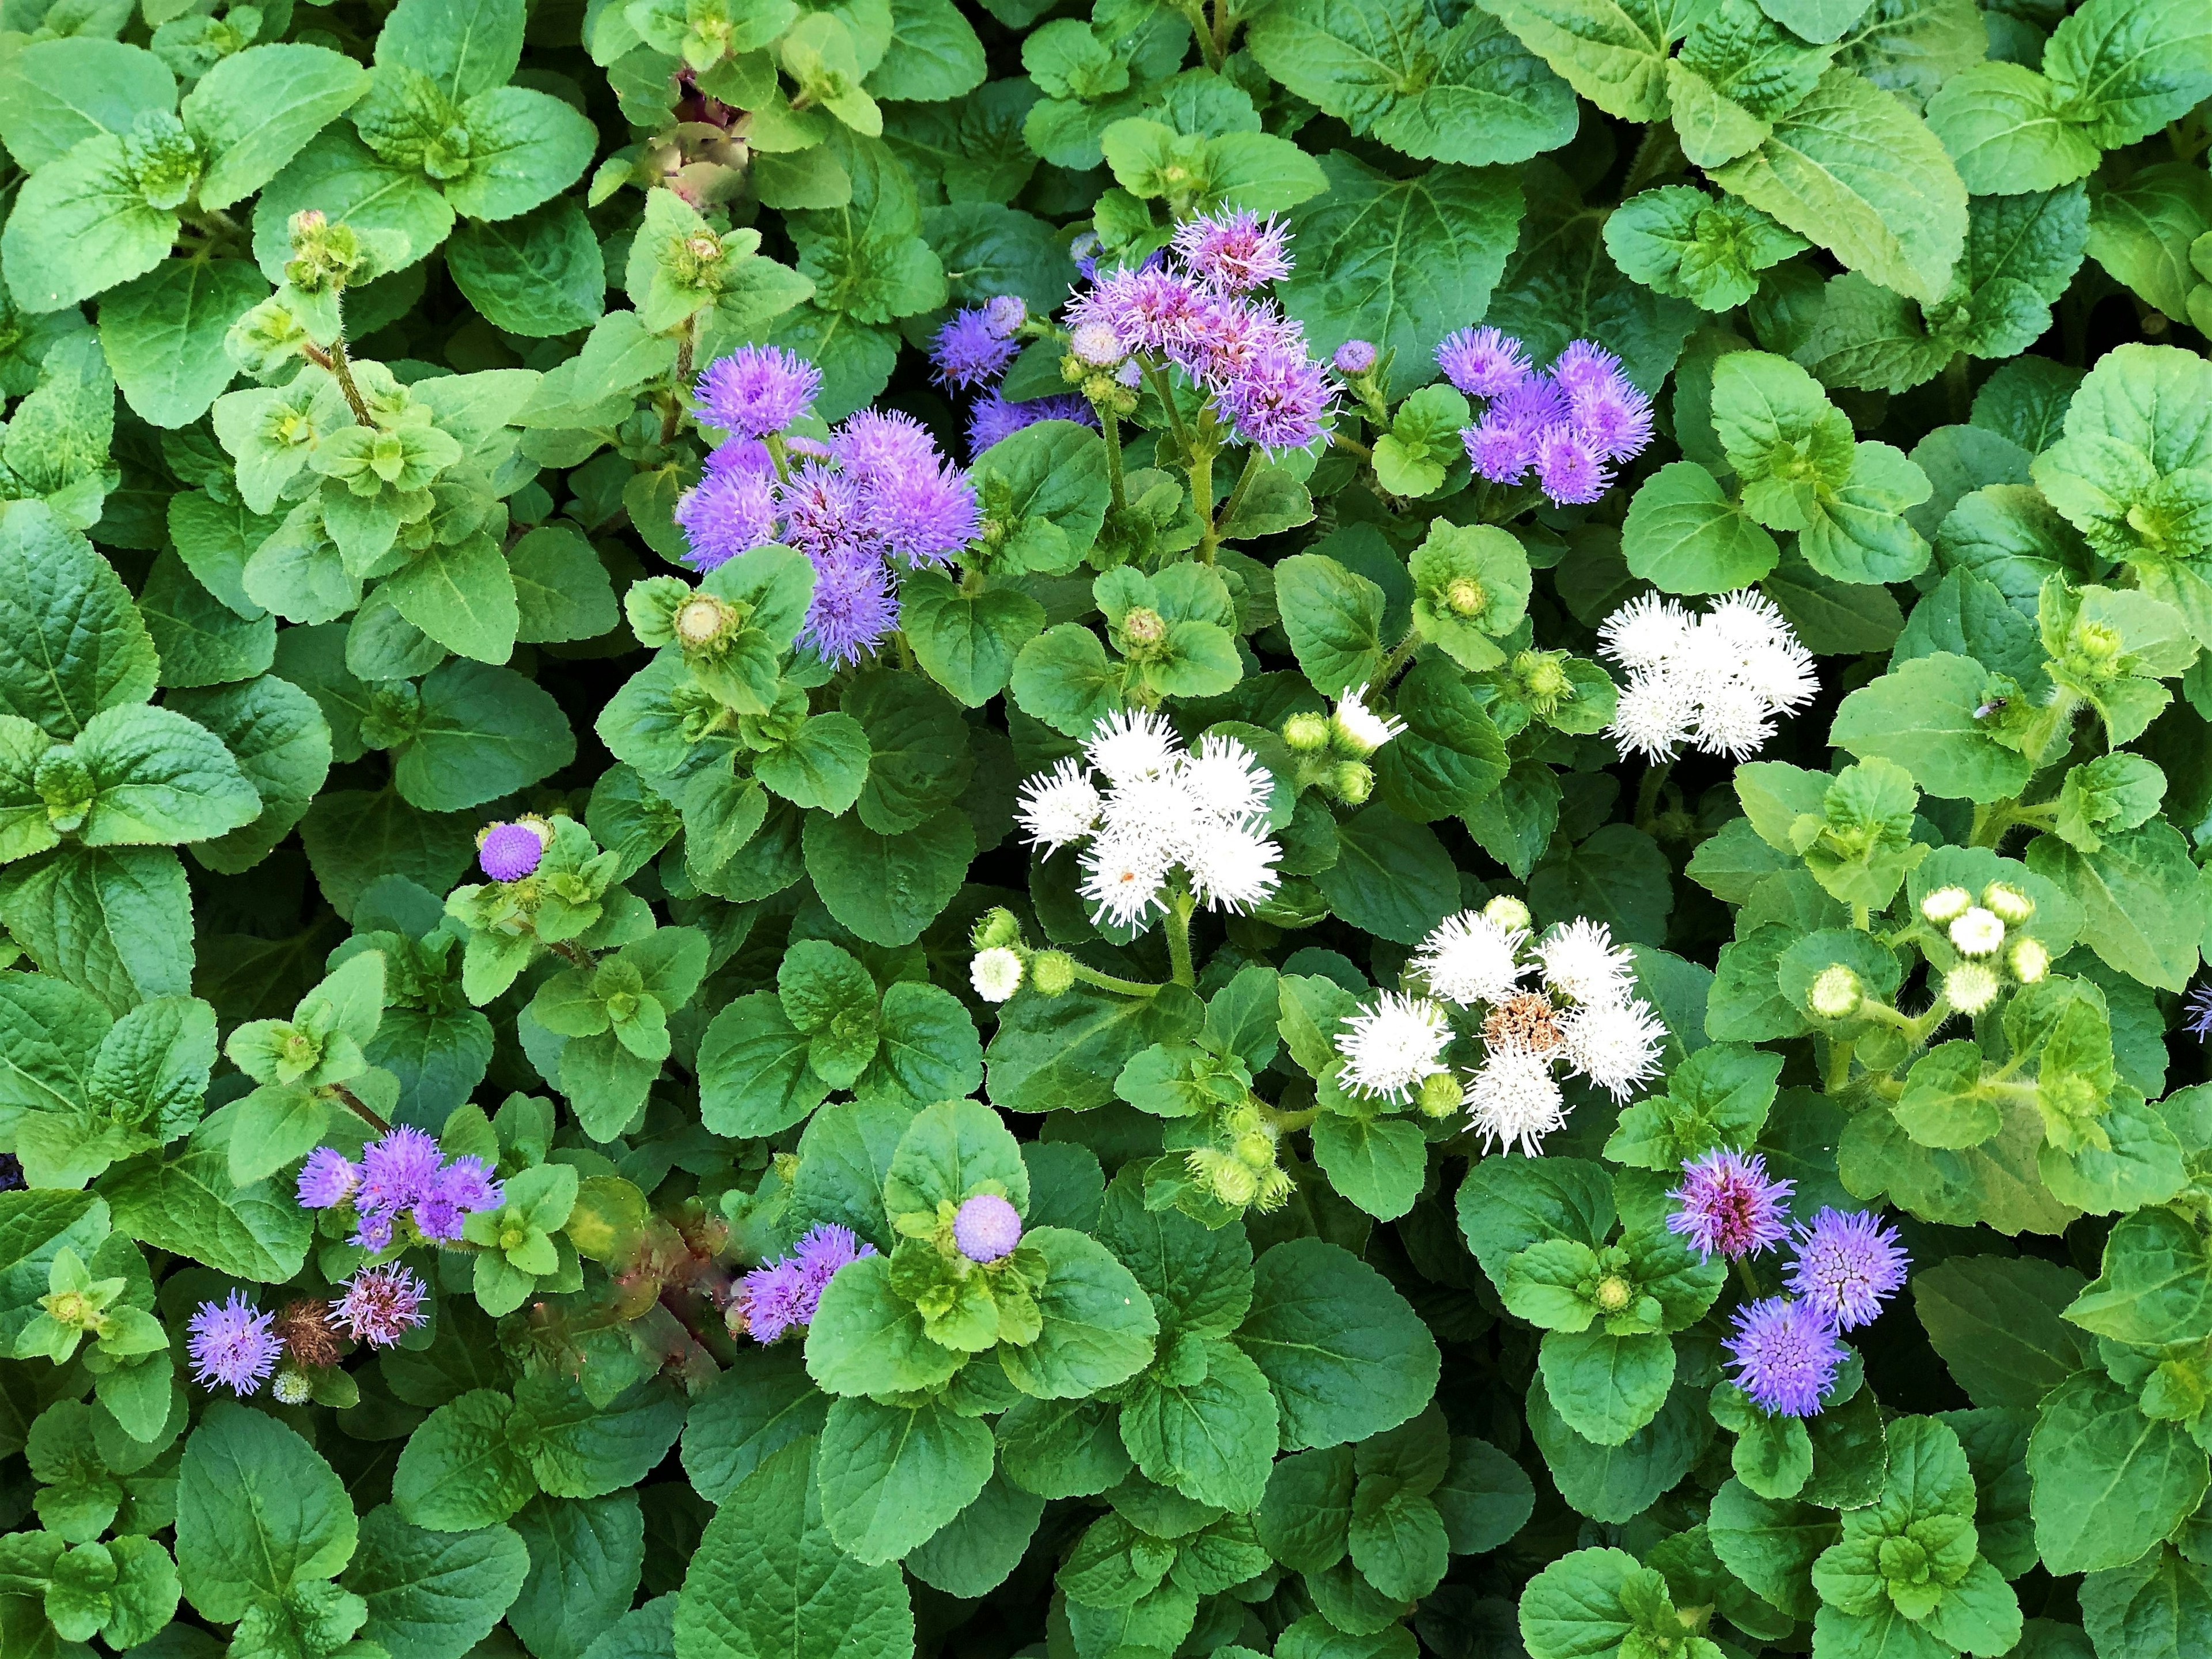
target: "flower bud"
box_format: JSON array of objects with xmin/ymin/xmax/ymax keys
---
[
  {"xmin": 1120, "ymin": 606, "xmax": 1168, "ymax": 652},
  {"xmin": 1483, "ymin": 894, "xmax": 1533, "ymax": 934},
  {"xmin": 1069, "ymin": 320, "xmax": 1126, "ymax": 366},
  {"xmin": 1332, "ymin": 339, "xmax": 1377, "ymax": 374},
  {"xmin": 1417, "ymin": 1070, "xmax": 1464, "ymax": 1118},
  {"xmin": 970, "ymin": 947, "xmax": 1024, "ymax": 1003},
  {"xmin": 1948, "ymin": 907, "xmax": 2005, "ymax": 957},
  {"xmin": 1208, "ymin": 1155, "xmax": 1262, "ymax": 1209},
  {"xmin": 1445, "ymin": 577, "xmax": 1487, "ymax": 618},
  {"xmin": 1982, "ymin": 882, "xmax": 2035, "ymax": 925},
  {"xmin": 1945, "ymin": 963, "xmax": 2001, "ymax": 1016},
  {"xmin": 1330, "ymin": 761, "xmax": 1373, "ymax": 805},
  {"xmin": 953, "ymin": 1193, "xmax": 1022, "ymax": 1263},
  {"xmin": 271, "ymin": 1369, "xmax": 313, "ymax": 1406},
  {"xmin": 1282, "ymin": 711, "xmax": 1331, "ymax": 752},
  {"xmin": 1030, "ymin": 950, "xmax": 1077, "ymax": 997},
  {"xmin": 1234, "ymin": 1130, "xmax": 1276, "ymax": 1168},
  {"xmin": 1919, "ymin": 885, "xmax": 1971, "ymax": 925},
  {"xmin": 674, "ymin": 594, "xmax": 737, "ymax": 649},
  {"xmin": 1809, "ymin": 964, "xmax": 1862, "ymax": 1020},
  {"xmin": 971, "ymin": 907, "xmax": 1021, "ymax": 951},
  {"xmin": 2008, "ymin": 936, "xmax": 2050, "ymax": 984},
  {"xmin": 1594, "ymin": 1275, "xmax": 1633, "ymax": 1313}
]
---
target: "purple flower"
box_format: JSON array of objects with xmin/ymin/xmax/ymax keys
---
[
  {"xmin": 1463, "ymin": 374, "xmax": 1569, "ymax": 484},
  {"xmin": 1786, "ymin": 1208, "xmax": 1910, "ymax": 1331},
  {"xmin": 1170, "ymin": 294, "xmax": 1293, "ymax": 391},
  {"xmin": 931, "ymin": 306, "xmax": 1021, "ymax": 389},
  {"xmin": 478, "ymin": 822, "xmax": 545, "ymax": 882},
  {"xmin": 1666, "ymin": 1149, "xmax": 1793, "ymax": 1261},
  {"xmin": 296, "ymin": 1147, "xmax": 359, "ymax": 1210},
  {"xmin": 1724, "ymin": 1296, "xmax": 1843, "ymax": 1418},
  {"xmin": 1172, "ymin": 208, "xmax": 1293, "ymax": 294},
  {"xmin": 353, "ymin": 1210, "xmax": 395, "ymax": 1252},
  {"xmin": 1551, "ymin": 339, "xmax": 1626, "ymax": 395},
  {"xmin": 331, "ymin": 1263, "xmax": 429, "ymax": 1348},
  {"xmin": 775, "ymin": 462, "xmax": 865, "ymax": 559},
  {"xmin": 791, "ymin": 1222, "xmax": 871, "ymax": 1300},
  {"xmin": 705, "ymin": 435, "xmax": 776, "ymax": 476},
  {"xmin": 694, "ymin": 346, "xmax": 820, "ymax": 440},
  {"xmin": 740, "ymin": 1257, "xmax": 808, "ymax": 1342},
  {"xmin": 798, "ymin": 546, "xmax": 898, "ymax": 665},
  {"xmin": 188, "ymin": 1292, "xmax": 282, "ymax": 1395},
  {"xmin": 2186, "ymin": 982, "xmax": 2212, "ymax": 1037},
  {"xmin": 676, "ymin": 465, "xmax": 779, "ymax": 572},
  {"xmin": 1332, "ymin": 339, "xmax": 1377, "ymax": 374},
  {"xmin": 1070, "ymin": 230, "xmax": 1101, "ymax": 283},
  {"xmin": 413, "ymin": 1156, "xmax": 502, "ymax": 1243},
  {"xmin": 1566, "ymin": 370, "xmax": 1655, "ymax": 464},
  {"xmin": 967, "ymin": 392, "xmax": 1096, "ymax": 459},
  {"xmin": 356, "ymin": 1126, "xmax": 442, "ymax": 1221},
  {"xmin": 832, "ymin": 408, "xmax": 943, "ymax": 483},
  {"xmin": 1069, "ymin": 321, "xmax": 1126, "ymax": 366},
  {"xmin": 1534, "ymin": 423, "xmax": 1611, "ymax": 505},
  {"xmin": 1214, "ymin": 336, "xmax": 1335, "ymax": 455},
  {"xmin": 1069, "ymin": 265, "xmax": 1204, "ymax": 357},
  {"xmin": 864, "ymin": 461, "xmax": 979, "ymax": 567},
  {"xmin": 953, "ymin": 1193, "xmax": 1023, "ymax": 1263},
  {"xmin": 984, "ymin": 295, "xmax": 1028, "ymax": 335},
  {"xmin": 1435, "ymin": 326, "xmax": 1531, "ymax": 399}
]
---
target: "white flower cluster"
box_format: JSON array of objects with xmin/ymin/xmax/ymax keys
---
[
  {"xmin": 1015, "ymin": 710, "xmax": 1282, "ymax": 929},
  {"xmin": 1600, "ymin": 589, "xmax": 1817, "ymax": 762},
  {"xmin": 1335, "ymin": 902, "xmax": 1666, "ymax": 1155}
]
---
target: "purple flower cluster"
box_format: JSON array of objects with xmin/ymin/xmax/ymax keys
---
[
  {"xmin": 739, "ymin": 1222, "xmax": 874, "ymax": 1342},
  {"xmin": 1666, "ymin": 1149, "xmax": 1793, "ymax": 1260},
  {"xmin": 1723, "ymin": 1297, "xmax": 1842, "ymax": 1418},
  {"xmin": 1435, "ymin": 328, "xmax": 1654, "ymax": 505},
  {"xmin": 931, "ymin": 297, "xmax": 1027, "ymax": 388},
  {"xmin": 331, "ymin": 1262, "xmax": 429, "ymax": 1347},
  {"xmin": 953, "ymin": 1193, "xmax": 1022, "ymax": 1263},
  {"xmin": 672, "ymin": 350, "xmax": 984, "ymax": 664},
  {"xmin": 297, "ymin": 1128, "xmax": 502, "ymax": 1251},
  {"xmin": 968, "ymin": 392, "xmax": 1097, "ymax": 458},
  {"xmin": 1715, "ymin": 1196, "xmax": 1909, "ymax": 1418},
  {"xmin": 2186, "ymin": 980, "xmax": 2212, "ymax": 1037},
  {"xmin": 478, "ymin": 819, "xmax": 547, "ymax": 882},
  {"xmin": 188, "ymin": 1291, "xmax": 282, "ymax": 1395},
  {"xmin": 1786, "ymin": 1206, "xmax": 1910, "ymax": 1331}
]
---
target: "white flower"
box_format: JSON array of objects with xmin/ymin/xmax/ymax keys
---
[
  {"xmin": 2009, "ymin": 937, "xmax": 2050, "ymax": 983},
  {"xmin": 1703, "ymin": 589, "xmax": 1797, "ymax": 657},
  {"xmin": 1560, "ymin": 996, "xmax": 1666, "ymax": 1101},
  {"xmin": 1016, "ymin": 757, "xmax": 1101, "ymax": 854},
  {"xmin": 1414, "ymin": 909, "xmax": 1528, "ymax": 1007},
  {"xmin": 1691, "ymin": 678, "xmax": 1777, "ymax": 760},
  {"xmin": 1331, "ymin": 684, "xmax": 1406, "ymax": 756},
  {"xmin": 1599, "ymin": 593, "xmax": 1698, "ymax": 673},
  {"xmin": 1949, "ymin": 906, "xmax": 2005, "ymax": 956},
  {"xmin": 1181, "ymin": 818, "xmax": 1281, "ymax": 912},
  {"xmin": 1181, "ymin": 733, "xmax": 1273, "ymax": 820},
  {"xmin": 1534, "ymin": 918, "xmax": 1635, "ymax": 1007},
  {"xmin": 1101, "ymin": 774, "xmax": 1196, "ymax": 857},
  {"xmin": 1739, "ymin": 642, "xmax": 1819, "ymax": 713},
  {"xmin": 1337, "ymin": 993, "xmax": 1453, "ymax": 1103},
  {"xmin": 971, "ymin": 948, "xmax": 1025, "ymax": 1002},
  {"xmin": 1919, "ymin": 885, "xmax": 1972, "ymax": 925},
  {"xmin": 1085, "ymin": 707, "xmax": 1182, "ymax": 785},
  {"xmin": 1609, "ymin": 674, "xmax": 1696, "ymax": 762},
  {"xmin": 1080, "ymin": 831, "xmax": 1172, "ymax": 929},
  {"xmin": 1464, "ymin": 1047, "xmax": 1569, "ymax": 1155}
]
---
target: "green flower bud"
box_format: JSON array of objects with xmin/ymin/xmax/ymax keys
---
[
  {"xmin": 1445, "ymin": 576, "xmax": 1488, "ymax": 618},
  {"xmin": 1482, "ymin": 894, "xmax": 1533, "ymax": 934},
  {"xmin": 1282, "ymin": 711, "xmax": 1331, "ymax": 753},
  {"xmin": 1594, "ymin": 1275, "xmax": 1633, "ymax": 1313},
  {"xmin": 1031, "ymin": 950, "xmax": 1077, "ymax": 997},
  {"xmin": 1809, "ymin": 964, "xmax": 1862, "ymax": 1020},
  {"xmin": 1417, "ymin": 1070, "xmax": 1464, "ymax": 1118},
  {"xmin": 2008, "ymin": 936, "xmax": 2050, "ymax": 984},
  {"xmin": 1918, "ymin": 885, "xmax": 1971, "ymax": 924},
  {"xmin": 1331, "ymin": 761, "xmax": 1373, "ymax": 804},
  {"xmin": 971, "ymin": 907, "xmax": 1021, "ymax": 951},
  {"xmin": 1945, "ymin": 963, "xmax": 2001, "ymax": 1016},
  {"xmin": 1982, "ymin": 882, "xmax": 2034, "ymax": 925}
]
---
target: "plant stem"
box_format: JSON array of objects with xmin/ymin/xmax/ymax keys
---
[
  {"xmin": 1100, "ymin": 408, "xmax": 1128, "ymax": 513},
  {"xmin": 1067, "ymin": 961, "xmax": 1164, "ymax": 998},
  {"xmin": 1145, "ymin": 359, "xmax": 1194, "ymax": 463},
  {"xmin": 322, "ymin": 333, "xmax": 373, "ymax": 426},
  {"xmin": 1943, "ymin": 351, "xmax": 1971, "ymax": 424},
  {"xmin": 1188, "ymin": 448, "xmax": 1216, "ymax": 563},
  {"xmin": 1199, "ymin": 448, "xmax": 1264, "ymax": 563},
  {"xmin": 331, "ymin": 1082, "xmax": 391, "ymax": 1135},
  {"xmin": 1164, "ymin": 889, "xmax": 1197, "ymax": 987},
  {"xmin": 1633, "ymin": 762, "xmax": 1672, "ymax": 833},
  {"xmin": 1733, "ymin": 1256, "xmax": 1762, "ymax": 1302},
  {"xmin": 1375, "ymin": 624, "xmax": 1425, "ymax": 687},
  {"xmin": 1824, "ymin": 1036, "xmax": 1855, "ymax": 1094}
]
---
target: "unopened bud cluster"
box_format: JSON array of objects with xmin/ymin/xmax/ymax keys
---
[{"xmin": 1282, "ymin": 684, "xmax": 1408, "ymax": 803}]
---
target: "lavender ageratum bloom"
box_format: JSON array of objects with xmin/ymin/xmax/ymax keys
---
[
  {"xmin": 2187, "ymin": 982, "xmax": 2212, "ymax": 1037},
  {"xmin": 953, "ymin": 1194, "xmax": 1024, "ymax": 1262},
  {"xmin": 967, "ymin": 392, "xmax": 1096, "ymax": 458},
  {"xmin": 675, "ymin": 464, "xmax": 779, "ymax": 572},
  {"xmin": 832, "ymin": 408, "xmax": 943, "ymax": 482},
  {"xmin": 1435, "ymin": 325, "xmax": 1531, "ymax": 399},
  {"xmin": 694, "ymin": 345, "xmax": 820, "ymax": 439},
  {"xmin": 1171, "ymin": 294, "xmax": 1293, "ymax": 391},
  {"xmin": 1069, "ymin": 264, "xmax": 1204, "ymax": 357},
  {"xmin": 478, "ymin": 821, "xmax": 545, "ymax": 882},
  {"xmin": 740, "ymin": 1257, "xmax": 808, "ymax": 1342},
  {"xmin": 188, "ymin": 1291, "xmax": 282, "ymax": 1395},
  {"xmin": 1214, "ymin": 336, "xmax": 1334, "ymax": 454},
  {"xmin": 1786, "ymin": 1207, "xmax": 1910, "ymax": 1331},
  {"xmin": 1172, "ymin": 208, "xmax": 1294, "ymax": 294},
  {"xmin": 774, "ymin": 462, "xmax": 865, "ymax": 558},
  {"xmin": 1725, "ymin": 1296, "xmax": 1843, "ymax": 1417},
  {"xmin": 791, "ymin": 1222, "xmax": 872, "ymax": 1301},
  {"xmin": 984, "ymin": 294, "xmax": 1028, "ymax": 335},
  {"xmin": 413, "ymin": 1156, "xmax": 503, "ymax": 1243},
  {"xmin": 798, "ymin": 546, "xmax": 899, "ymax": 665},
  {"xmin": 1551, "ymin": 338, "xmax": 1627, "ymax": 394},
  {"xmin": 1464, "ymin": 374, "xmax": 1568, "ymax": 483},
  {"xmin": 1332, "ymin": 339, "xmax": 1377, "ymax": 374},
  {"xmin": 1667, "ymin": 1149, "xmax": 1794, "ymax": 1260},
  {"xmin": 863, "ymin": 460, "xmax": 980, "ymax": 566},
  {"xmin": 1566, "ymin": 366, "xmax": 1656, "ymax": 463},
  {"xmin": 1535, "ymin": 423, "xmax": 1611, "ymax": 505},
  {"xmin": 931, "ymin": 306, "xmax": 1022, "ymax": 388},
  {"xmin": 355, "ymin": 1126, "xmax": 442, "ymax": 1221},
  {"xmin": 331, "ymin": 1263, "xmax": 429, "ymax": 1347},
  {"xmin": 296, "ymin": 1147, "xmax": 359, "ymax": 1210}
]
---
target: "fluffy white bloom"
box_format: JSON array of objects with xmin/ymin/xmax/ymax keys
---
[
  {"xmin": 1337, "ymin": 993, "xmax": 1453, "ymax": 1102},
  {"xmin": 1949, "ymin": 906, "xmax": 2005, "ymax": 956},
  {"xmin": 1181, "ymin": 819, "xmax": 1282, "ymax": 912},
  {"xmin": 1414, "ymin": 909, "xmax": 1528, "ymax": 1007},
  {"xmin": 1560, "ymin": 997, "xmax": 1666, "ymax": 1100},
  {"xmin": 1016, "ymin": 758, "xmax": 1101, "ymax": 853},
  {"xmin": 971, "ymin": 948, "xmax": 1025, "ymax": 1002},
  {"xmin": 1086, "ymin": 707, "xmax": 1181, "ymax": 785},
  {"xmin": 1332, "ymin": 684, "xmax": 1406, "ymax": 755},
  {"xmin": 1080, "ymin": 830, "xmax": 1174, "ymax": 929},
  {"xmin": 1600, "ymin": 588, "xmax": 1816, "ymax": 764},
  {"xmin": 1464, "ymin": 1047, "xmax": 1569, "ymax": 1155},
  {"xmin": 1182, "ymin": 732, "xmax": 1274, "ymax": 820},
  {"xmin": 1534, "ymin": 918, "xmax": 1635, "ymax": 1007}
]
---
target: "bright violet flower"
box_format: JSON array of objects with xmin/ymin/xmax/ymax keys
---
[
  {"xmin": 1786, "ymin": 1207, "xmax": 1910, "ymax": 1331},
  {"xmin": 953, "ymin": 1194, "xmax": 1023, "ymax": 1263},
  {"xmin": 675, "ymin": 465, "xmax": 778, "ymax": 572},
  {"xmin": 693, "ymin": 345, "xmax": 820, "ymax": 438},
  {"xmin": 1435, "ymin": 325, "xmax": 1531, "ymax": 399},
  {"xmin": 1667, "ymin": 1149, "xmax": 1794, "ymax": 1260},
  {"xmin": 478, "ymin": 821, "xmax": 546, "ymax": 882},
  {"xmin": 931, "ymin": 306, "xmax": 1021, "ymax": 389},
  {"xmin": 1724, "ymin": 1296, "xmax": 1843, "ymax": 1417},
  {"xmin": 967, "ymin": 392, "xmax": 1096, "ymax": 459},
  {"xmin": 740, "ymin": 1223, "xmax": 876, "ymax": 1340},
  {"xmin": 188, "ymin": 1291, "xmax": 282, "ymax": 1395}
]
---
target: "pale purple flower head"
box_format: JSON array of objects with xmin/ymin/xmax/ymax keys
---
[
  {"xmin": 1785, "ymin": 1208, "xmax": 1909, "ymax": 1331},
  {"xmin": 792, "ymin": 1222, "xmax": 872, "ymax": 1298},
  {"xmin": 1667, "ymin": 1149, "xmax": 1793, "ymax": 1261},
  {"xmin": 798, "ymin": 547, "xmax": 897, "ymax": 665},
  {"xmin": 775, "ymin": 462, "xmax": 865, "ymax": 559},
  {"xmin": 694, "ymin": 346, "xmax": 820, "ymax": 439},
  {"xmin": 1070, "ymin": 264, "xmax": 1203, "ymax": 357},
  {"xmin": 1535, "ymin": 423, "xmax": 1611, "ymax": 506},
  {"xmin": 331, "ymin": 1263, "xmax": 429, "ymax": 1348},
  {"xmin": 189, "ymin": 1292, "xmax": 282, "ymax": 1395},
  {"xmin": 1172, "ymin": 209, "xmax": 1293, "ymax": 294},
  {"xmin": 1172, "ymin": 294, "xmax": 1292, "ymax": 391},
  {"xmin": 967, "ymin": 392, "xmax": 1095, "ymax": 459},
  {"xmin": 356, "ymin": 1127, "xmax": 442, "ymax": 1219},
  {"xmin": 1464, "ymin": 374, "xmax": 1569, "ymax": 484},
  {"xmin": 1070, "ymin": 231, "xmax": 1102, "ymax": 283},
  {"xmin": 953, "ymin": 1193, "xmax": 1023, "ymax": 1263},
  {"xmin": 1215, "ymin": 338, "xmax": 1334, "ymax": 454},
  {"xmin": 1070, "ymin": 320, "xmax": 1126, "ymax": 366},
  {"xmin": 296, "ymin": 1147, "xmax": 359, "ymax": 1210},
  {"xmin": 706, "ymin": 435, "xmax": 776, "ymax": 477},
  {"xmin": 1566, "ymin": 370, "xmax": 1656, "ymax": 464},
  {"xmin": 414, "ymin": 1156, "xmax": 502, "ymax": 1243},
  {"xmin": 676, "ymin": 465, "xmax": 779, "ymax": 573},
  {"xmin": 931, "ymin": 306, "xmax": 1021, "ymax": 389},
  {"xmin": 865, "ymin": 461, "xmax": 979, "ymax": 567},
  {"xmin": 1724, "ymin": 1296, "xmax": 1843, "ymax": 1418},
  {"xmin": 741, "ymin": 1257, "xmax": 808, "ymax": 1342},
  {"xmin": 1332, "ymin": 339, "xmax": 1377, "ymax": 374},
  {"xmin": 1436, "ymin": 326, "xmax": 1531, "ymax": 399},
  {"xmin": 1551, "ymin": 339, "xmax": 1626, "ymax": 395},
  {"xmin": 832, "ymin": 408, "xmax": 942, "ymax": 483},
  {"xmin": 353, "ymin": 1211, "xmax": 395, "ymax": 1252},
  {"xmin": 984, "ymin": 295, "xmax": 1028, "ymax": 335},
  {"xmin": 2186, "ymin": 982, "xmax": 2212, "ymax": 1037},
  {"xmin": 478, "ymin": 823, "xmax": 545, "ymax": 882}
]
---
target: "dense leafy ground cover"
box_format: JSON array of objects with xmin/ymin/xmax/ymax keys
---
[{"xmin": 3, "ymin": 2, "xmax": 2212, "ymax": 1659}]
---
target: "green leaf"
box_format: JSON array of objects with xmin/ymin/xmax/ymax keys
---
[
  {"xmin": 0, "ymin": 505, "xmax": 158, "ymax": 739},
  {"xmin": 393, "ymin": 661, "xmax": 575, "ymax": 814},
  {"xmin": 2026, "ymin": 822, "xmax": 2209, "ymax": 993},
  {"xmin": 986, "ymin": 983, "xmax": 1204, "ymax": 1116},
  {"xmin": 1309, "ymin": 1114, "xmax": 1428, "ymax": 1222},
  {"xmin": 1623, "ymin": 461, "xmax": 1782, "ymax": 593},
  {"xmin": 507, "ymin": 1495, "xmax": 643, "ymax": 1659},
  {"xmin": 0, "ymin": 134, "xmax": 178, "ymax": 313},
  {"xmin": 800, "ymin": 806, "xmax": 974, "ymax": 947},
  {"xmin": 2067, "ymin": 1207, "xmax": 2212, "ymax": 1347},
  {"xmin": 183, "ymin": 43, "xmax": 372, "ymax": 211},
  {"xmin": 1478, "ymin": 0, "xmax": 1706, "ymax": 120},
  {"xmin": 1311, "ymin": 807, "xmax": 1460, "ymax": 945},
  {"xmin": 0, "ymin": 39, "xmax": 176, "ymax": 173},
  {"xmin": 1604, "ymin": 187, "xmax": 1808, "ymax": 312},
  {"xmin": 445, "ymin": 200, "xmax": 607, "ymax": 338},
  {"xmin": 346, "ymin": 1506, "xmax": 529, "ymax": 1659},
  {"xmin": 1538, "ymin": 1331, "xmax": 1677, "ymax": 1447},
  {"xmin": 382, "ymin": 537, "xmax": 520, "ymax": 666},
  {"xmin": 0, "ymin": 847, "xmax": 195, "ymax": 1014},
  {"xmin": 997, "ymin": 1227, "xmax": 1160, "ymax": 1399},
  {"xmin": 816, "ymin": 1395, "xmax": 994, "ymax": 1565},
  {"xmin": 2029, "ymin": 1370, "xmax": 2209, "ymax": 1575},
  {"xmin": 97, "ymin": 259, "xmax": 270, "ymax": 429},
  {"xmin": 899, "ymin": 574, "xmax": 1044, "ymax": 708},
  {"xmin": 253, "ymin": 130, "xmax": 457, "ymax": 282},
  {"xmin": 1237, "ymin": 1238, "xmax": 1440, "ymax": 1452},
  {"xmin": 1829, "ymin": 653, "xmax": 2032, "ymax": 803},
  {"xmin": 679, "ymin": 1347, "xmax": 829, "ymax": 1505},
  {"xmin": 805, "ymin": 1252, "xmax": 965, "ymax": 1397},
  {"xmin": 69, "ymin": 703, "xmax": 262, "ymax": 846},
  {"xmin": 509, "ymin": 525, "xmax": 618, "ymax": 645},
  {"xmin": 177, "ymin": 1402, "xmax": 358, "ymax": 1623},
  {"xmin": 392, "ymin": 1391, "xmax": 537, "ymax": 1533}
]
